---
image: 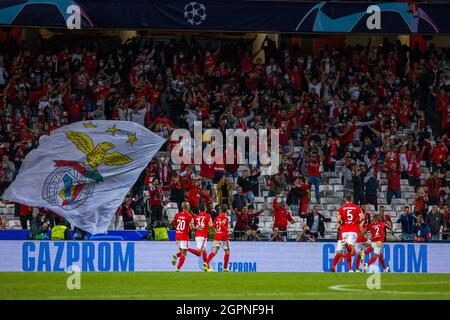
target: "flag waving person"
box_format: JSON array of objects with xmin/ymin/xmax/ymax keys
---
[{"xmin": 2, "ymin": 121, "xmax": 166, "ymax": 234}]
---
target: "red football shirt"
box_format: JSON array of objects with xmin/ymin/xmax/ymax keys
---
[
  {"xmin": 338, "ymin": 203, "xmax": 362, "ymax": 233},
  {"xmin": 173, "ymin": 211, "xmax": 193, "ymax": 241},
  {"xmin": 213, "ymin": 213, "xmax": 229, "ymax": 241},
  {"xmin": 356, "ymin": 213, "xmax": 370, "ymax": 243},
  {"xmin": 194, "ymin": 212, "xmax": 211, "ymax": 238},
  {"xmin": 368, "ymin": 221, "xmax": 386, "ymax": 242}
]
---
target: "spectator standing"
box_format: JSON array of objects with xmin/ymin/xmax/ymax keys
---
[
  {"xmin": 307, "ymin": 151, "xmax": 322, "ymax": 203},
  {"xmin": 269, "ymin": 173, "xmax": 288, "ymax": 196},
  {"xmin": 232, "ymin": 187, "xmax": 247, "ymax": 213},
  {"xmin": 186, "ymin": 177, "xmax": 207, "ymax": 214},
  {"xmin": 237, "ymin": 168, "xmax": 260, "ymax": 205},
  {"xmin": 119, "ymin": 196, "xmax": 137, "ymax": 230},
  {"xmin": 364, "ymin": 174, "xmax": 379, "ymax": 210},
  {"xmin": 165, "ymin": 174, "xmax": 184, "ymax": 211},
  {"xmin": 233, "ymin": 205, "xmax": 262, "ymax": 240},
  {"xmin": 386, "ymin": 163, "xmax": 402, "ymax": 205},
  {"xmin": 397, "ymin": 206, "xmax": 417, "ymax": 241},
  {"xmin": 352, "ymin": 164, "xmax": 365, "ymax": 205},
  {"xmin": 305, "ymin": 205, "xmax": 331, "ymax": 239},
  {"xmin": 272, "ymin": 195, "xmax": 295, "ymax": 241},
  {"xmin": 216, "ymin": 175, "xmax": 232, "ymax": 208},
  {"xmin": 427, "ymin": 171, "xmax": 442, "ymax": 206},
  {"xmin": 407, "ymin": 152, "xmax": 421, "ymax": 191},
  {"xmin": 148, "ymin": 178, "xmax": 167, "ymax": 223},
  {"xmin": 0, "ymin": 155, "xmax": 15, "ymax": 195},
  {"xmin": 430, "ymin": 139, "xmax": 448, "ymax": 174},
  {"xmin": 426, "ymin": 205, "xmax": 444, "ymax": 240},
  {"xmin": 339, "ymin": 152, "xmax": 354, "ymax": 197},
  {"xmin": 414, "ymin": 187, "xmax": 428, "ymax": 219},
  {"xmin": 288, "ymin": 176, "xmax": 310, "ymax": 217},
  {"xmin": 19, "ymin": 204, "xmax": 33, "ymax": 230}
]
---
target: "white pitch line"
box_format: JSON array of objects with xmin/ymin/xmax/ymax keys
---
[{"xmin": 329, "ymin": 281, "xmax": 450, "ymax": 295}]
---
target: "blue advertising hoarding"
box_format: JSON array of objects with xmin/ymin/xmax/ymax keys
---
[{"xmin": 0, "ymin": 241, "xmax": 448, "ymax": 272}]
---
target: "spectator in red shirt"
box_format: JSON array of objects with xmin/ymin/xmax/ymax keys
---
[
  {"xmin": 407, "ymin": 151, "xmax": 422, "ymax": 191},
  {"xmin": 430, "ymin": 139, "xmax": 448, "ymax": 174},
  {"xmin": 148, "ymin": 178, "xmax": 168, "ymax": 223},
  {"xmin": 427, "ymin": 171, "xmax": 442, "ymax": 206},
  {"xmin": 186, "ymin": 177, "xmax": 208, "ymax": 214},
  {"xmin": 307, "ymin": 151, "xmax": 322, "ymax": 203},
  {"xmin": 19, "ymin": 204, "xmax": 33, "ymax": 230},
  {"xmin": 272, "ymin": 194, "xmax": 295, "ymax": 241},
  {"xmin": 386, "ymin": 163, "xmax": 402, "ymax": 205},
  {"xmin": 233, "ymin": 205, "xmax": 263, "ymax": 240}
]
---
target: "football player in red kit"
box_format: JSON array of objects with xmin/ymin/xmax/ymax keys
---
[
  {"xmin": 354, "ymin": 206, "xmax": 372, "ymax": 272},
  {"xmin": 192, "ymin": 204, "xmax": 213, "ymax": 262},
  {"xmin": 204, "ymin": 205, "xmax": 230, "ymax": 272},
  {"xmin": 170, "ymin": 202, "xmax": 194, "ymax": 271},
  {"xmin": 364, "ymin": 214, "xmax": 390, "ymax": 272},
  {"xmin": 331, "ymin": 227, "xmax": 347, "ymax": 272},
  {"xmin": 333, "ymin": 194, "xmax": 364, "ymax": 272}
]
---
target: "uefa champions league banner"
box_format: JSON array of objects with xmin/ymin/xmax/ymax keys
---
[
  {"xmin": 0, "ymin": 1, "xmax": 448, "ymax": 34},
  {"xmin": 0, "ymin": 241, "xmax": 449, "ymax": 273}
]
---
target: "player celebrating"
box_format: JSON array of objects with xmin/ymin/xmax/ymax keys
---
[
  {"xmin": 170, "ymin": 202, "xmax": 194, "ymax": 272},
  {"xmin": 331, "ymin": 226, "xmax": 346, "ymax": 272},
  {"xmin": 204, "ymin": 204, "xmax": 230, "ymax": 272},
  {"xmin": 190, "ymin": 204, "xmax": 213, "ymax": 262},
  {"xmin": 364, "ymin": 214, "xmax": 390, "ymax": 272},
  {"xmin": 335, "ymin": 194, "xmax": 364, "ymax": 272},
  {"xmin": 354, "ymin": 206, "xmax": 372, "ymax": 272}
]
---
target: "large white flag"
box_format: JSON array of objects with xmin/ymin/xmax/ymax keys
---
[{"xmin": 3, "ymin": 120, "xmax": 166, "ymax": 234}]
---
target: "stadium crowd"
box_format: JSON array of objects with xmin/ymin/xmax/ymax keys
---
[{"xmin": 1, "ymin": 32, "xmax": 450, "ymax": 241}]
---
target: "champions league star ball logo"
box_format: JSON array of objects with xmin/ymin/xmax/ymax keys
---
[
  {"xmin": 42, "ymin": 129, "xmax": 132, "ymax": 210},
  {"xmin": 184, "ymin": 2, "xmax": 207, "ymax": 26}
]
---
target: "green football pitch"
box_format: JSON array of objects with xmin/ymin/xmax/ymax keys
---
[{"xmin": 0, "ymin": 272, "xmax": 449, "ymax": 300}]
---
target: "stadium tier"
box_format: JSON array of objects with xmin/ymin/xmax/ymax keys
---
[{"xmin": 1, "ymin": 29, "xmax": 450, "ymax": 243}]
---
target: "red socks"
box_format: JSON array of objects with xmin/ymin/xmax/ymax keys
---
[
  {"xmin": 224, "ymin": 253, "xmax": 230, "ymax": 269},
  {"xmin": 331, "ymin": 253, "xmax": 341, "ymax": 271},
  {"xmin": 355, "ymin": 254, "xmax": 361, "ymax": 270},
  {"xmin": 365, "ymin": 247, "xmax": 373, "ymax": 255},
  {"xmin": 176, "ymin": 251, "xmax": 181, "ymax": 258},
  {"xmin": 177, "ymin": 255, "xmax": 186, "ymax": 270},
  {"xmin": 206, "ymin": 252, "xmax": 216, "ymax": 264},
  {"xmin": 202, "ymin": 251, "xmax": 207, "ymax": 262},
  {"xmin": 188, "ymin": 248, "xmax": 200, "ymax": 256},
  {"xmin": 367, "ymin": 255, "xmax": 378, "ymax": 267}
]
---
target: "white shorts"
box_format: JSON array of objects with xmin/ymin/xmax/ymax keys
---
[
  {"xmin": 371, "ymin": 241, "xmax": 383, "ymax": 255},
  {"xmin": 336, "ymin": 239, "xmax": 345, "ymax": 251},
  {"xmin": 176, "ymin": 240, "xmax": 189, "ymax": 250},
  {"xmin": 195, "ymin": 237, "xmax": 207, "ymax": 250},
  {"xmin": 342, "ymin": 232, "xmax": 357, "ymax": 246},
  {"xmin": 355, "ymin": 240, "xmax": 372, "ymax": 254},
  {"xmin": 213, "ymin": 240, "xmax": 230, "ymax": 250}
]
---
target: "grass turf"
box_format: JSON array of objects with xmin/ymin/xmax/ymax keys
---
[{"xmin": 0, "ymin": 272, "xmax": 450, "ymax": 300}]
